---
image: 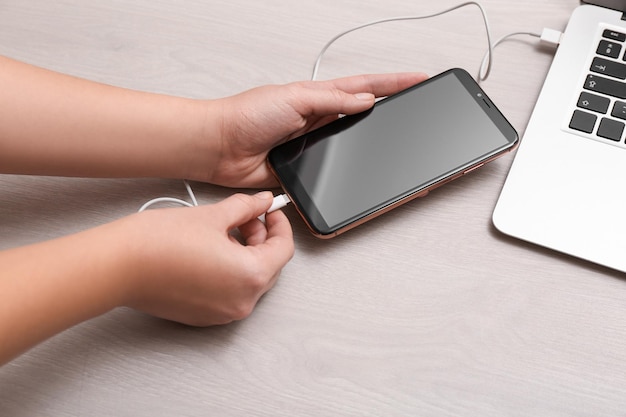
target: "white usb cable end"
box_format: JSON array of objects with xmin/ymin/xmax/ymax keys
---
[
  {"xmin": 258, "ymin": 193, "xmax": 291, "ymax": 222},
  {"xmin": 540, "ymin": 27, "xmax": 562, "ymax": 49},
  {"xmin": 267, "ymin": 193, "xmax": 291, "ymax": 213}
]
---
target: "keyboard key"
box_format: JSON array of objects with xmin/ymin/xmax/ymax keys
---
[
  {"xmin": 590, "ymin": 57, "xmax": 626, "ymax": 79},
  {"xmin": 578, "ymin": 91, "xmax": 610, "ymax": 113},
  {"xmin": 612, "ymin": 101, "xmax": 626, "ymax": 120},
  {"xmin": 603, "ymin": 29, "xmax": 626, "ymax": 42},
  {"xmin": 598, "ymin": 117, "xmax": 624, "ymax": 142},
  {"xmin": 584, "ymin": 74, "xmax": 626, "ymax": 99},
  {"xmin": 597, "ymin": 117, "xmax": 624, "ymax": 141},
  {"xmin": 570, "ymin": 110, "xmax": 597, "ymax": 133},
  {"xmin": 597, "ymin": 40, "xmax": 622, "ymax": 58}
]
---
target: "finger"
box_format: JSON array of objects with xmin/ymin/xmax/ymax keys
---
[
  {"xmin": 290, "ymin": 73, "xmax": 429, "ymax": 118},
  {"xmin": 248, "ymin": 209, "xmax": 294, "ymax": 272},
  {"xmin": 290, "ymin": 86, "xmax": 377, "ymax": 117},
  {"xmin": 320, "ymin": 72, "xmax": 429, "ymax": 98},
  {"xmin": 234, "ymin": 209, "xmax": 293, "ymax": 296},
  {"xmin": 238, "ymin": 217, "xmax": 268, "ymax": 246},
  {"xmin": 264, "ymin": 209, "xmax": 293, "ymax": 243},
  {"xmin": 213, "ymin": 192, "xmax": 274, "ymax": 230}
]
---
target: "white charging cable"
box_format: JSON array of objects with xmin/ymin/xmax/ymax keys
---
[
  {"xmin": 311, "ymin": 1, "xmax": 494, "ymax": 82},
  {"xmin": 257, "ymin": 193, "xmax": 291, "ymax": 222},
  {"xmin": 311, "ymin": 1, "xmax": 563, "ymax": 83},
  {"xmin": 478, "ymin": 28, "xmax": 562, "ymax": 81},
  {"xmin": 138, "ymin": 178, "xmax": 291, "ymax": 218},
  {"xmin": 138, "ymin": 179, "xmax": 198, "ymax": 212}
]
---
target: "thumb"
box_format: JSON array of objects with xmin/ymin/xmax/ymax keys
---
[
  {"xmin": 213, "ymin": 192, "xmax": 274, "ymax": 229},
  {"xmin": 293, "ymin": 84, "xmax": 376, "ymax": 117},
  {"xmin": 348, "ymin": 92, "xmax": 377, "ymax": 113}
]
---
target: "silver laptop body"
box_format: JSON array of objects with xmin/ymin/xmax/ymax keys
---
[{"xmin": 493, "ymin": 3, "xmax": 626, "ymax": 272}]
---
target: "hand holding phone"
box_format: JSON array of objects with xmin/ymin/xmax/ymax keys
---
[{"xmin": 268, "ymin": 68, "xmax": 518, "ymax": 238}]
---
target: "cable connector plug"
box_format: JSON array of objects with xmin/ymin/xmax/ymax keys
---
[
  {"xmin": 258, "ymin": 193, "xmax": 291, "ymax": 222},
  {"xmin": 539, "ymin": 27, "xmax": 562, "ymax": 49},
  {"xmin": 267, "ymin": 193, "xmax": 291, "ymax": 213}
]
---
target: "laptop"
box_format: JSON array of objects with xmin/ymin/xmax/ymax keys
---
[{"xmin": 493, "ymin": 0, "xmax": 626, "ymax": 272}]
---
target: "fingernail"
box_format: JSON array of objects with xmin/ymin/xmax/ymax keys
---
[
  {"xmin": 355, "ymin": 93, "xmax": 374, "ymax": 101},
  {"xmin": 255, "ymin": 191, "xmax": 273, "ymax": 200}
]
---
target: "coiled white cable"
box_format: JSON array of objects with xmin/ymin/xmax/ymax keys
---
[
  {"xmin": 310, "ymin": 1, "xmax": 494, "ymax": 82},
  {"xmin": 138, "ymin": 179, "xmax": 198, "ymax": 212},
  {"xmin": 138, "ymin": 179, "xmax": 291, "ymax": 216}
]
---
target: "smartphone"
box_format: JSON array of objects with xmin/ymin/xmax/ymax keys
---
[{"xmin": 268, "ymin": 68, "xmax": 518, "ymax": 238}]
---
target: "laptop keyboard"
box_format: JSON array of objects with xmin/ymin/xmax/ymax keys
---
[{"xmin": 569, "ymin": 28, "xmax": 626, "ymax": 144}]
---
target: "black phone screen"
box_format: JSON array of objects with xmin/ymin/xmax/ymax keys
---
[{"xmin": 268, "ymin": 68, "xmax": 518, "ymax": 236}]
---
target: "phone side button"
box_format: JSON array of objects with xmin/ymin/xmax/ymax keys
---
[{"xmin": 463, "ymin": 163, "xmax": 485, "ymax": 175}]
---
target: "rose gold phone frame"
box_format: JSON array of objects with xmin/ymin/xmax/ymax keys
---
[{"xmin": 268, "ymin": 140, "xmax": 518, "ymax": 239}]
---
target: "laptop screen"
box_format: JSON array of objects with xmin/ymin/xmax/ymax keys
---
[{"xmin": 582, "ymin": 0, "xmax": 626, "ymax": 12}]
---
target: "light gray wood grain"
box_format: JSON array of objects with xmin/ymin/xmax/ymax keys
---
[{"xmin": 3, "ymin": 0, "xmax": 626, "ymax": 416}]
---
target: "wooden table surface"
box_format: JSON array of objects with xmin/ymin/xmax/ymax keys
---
[{"xmin": 3, "ymin": 1, "xmax": 626, "ymax": 416}]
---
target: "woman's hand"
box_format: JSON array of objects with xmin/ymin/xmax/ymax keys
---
[
  {"xmin": 0, "ymin": 55, "xmax": 426, "ymax": 185},
  {"xmin": 200, "ymin": 73, "xmax": 428, "ymax": 188},
  {"xmin": 122, "ymin": 191, "xmax": 294, "ymax": 326},
  {"xmin": 0, "ymin": 192, "xmax": 293, "ymax": 364}
]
